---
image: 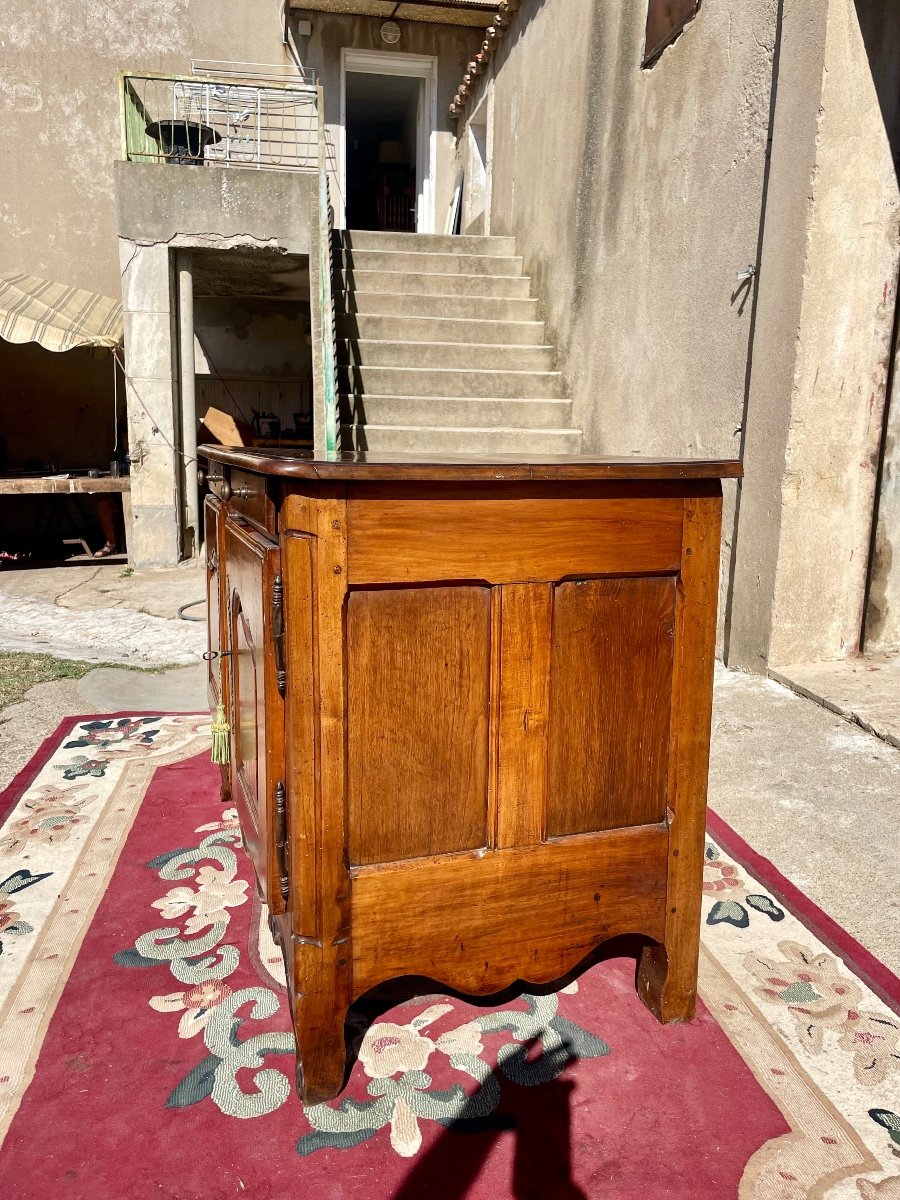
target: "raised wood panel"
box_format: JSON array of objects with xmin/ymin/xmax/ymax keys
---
[
  {"xmin": 224, "ymin": 518, "xmax": 283, "ymax": 907},
  {"xmin": 547, "ymin": 576, "xmax": 676, "ymax": 836},
  {"xmin": 347, "ymin": 496, "xmax": 683, "ymax": 584},
  {"xmin": 351, "ymin": 824, "xmax": 669, "ymax": 997},
  {"xmin": 347, "ymin": 585, "xmax": 491, "ymax": 865},
  {"xmin": 496, "ymin": 583, "xmax": 552, "ymax": 848}
]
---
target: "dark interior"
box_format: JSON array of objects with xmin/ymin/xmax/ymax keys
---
[{"xmin": 345, "ymin": 72, "xmax": 421, "ymax": 232}]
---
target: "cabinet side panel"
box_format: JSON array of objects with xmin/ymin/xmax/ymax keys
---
[
  {"xmin": 347, "ymin": 585, "xmax": 491, "ymax": 865},
  {"xmin": 547, "ymin": 576, "xmax": 676, "ymax": 835}
]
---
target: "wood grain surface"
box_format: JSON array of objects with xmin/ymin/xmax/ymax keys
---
[
  {"xmin": 347, "ymin": 496, "xmax": 683, "ymax": 584},
  {"xmin": 495, "ymin": 583, "xmax": 552, "ymax": 848},
  {"xmin": 287, "ymin": 487, "xmax": 355, "ymax": 1104},
  {"xmin": 547, "ymin": 576, "xmax": 676, "ymax": 836},
  {"xmin": 200, "ymin": 444, "xmax": 742, "ymax": 481},
  {"xmin": 351, "ymin": 824, "xmax": 668, "ymax": 997},
  {"xmin": 222, "ymin": 517, "xmax": 284, "ymax": 911},
  {"xmin": 347, "ymin": 585, "xmax": 491, "ymax": 865},
  {"xmin": 638, "ymin": 494, "xmax": 723, "ymax": 1022},
  {"xmin": 210, "ymin": 460, "xmax": 731, "ymax": 1102}
]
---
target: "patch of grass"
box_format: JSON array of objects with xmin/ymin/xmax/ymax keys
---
[
  {"xmin": 119, "ymin": 566, "xmax": 134, "ymax": 578},
  {"xmin": 0, "ymin": 651, "xmax": 154, "ymax": 711}
]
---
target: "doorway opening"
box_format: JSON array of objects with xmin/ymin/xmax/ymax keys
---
[{"xmin": 340, "ymin": 50, "xmax": 437, "ymax": 234}]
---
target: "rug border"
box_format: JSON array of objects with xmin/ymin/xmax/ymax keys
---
[
  {"xmin": 0, "ymin": 712, "xmax": 203, "ymax": 826},
  {"xmin": 2, "ymin": 719, "xmax": 896, "ymax": 1017},
  {"xmin": 707, "ymin": 807, "xmax": 900, "ymax": 1015}
]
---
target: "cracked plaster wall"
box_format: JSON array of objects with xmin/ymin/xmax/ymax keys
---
[
  {"xmin": 466, "ymin": 0, "xmax": 775, "ymax": 651},
  {"xmin": 731, "ymin": 0, "xmax": 900, "ymax": 669},
  {"xmin": 115, "ymin": 165, "xmax": 317, "ymax": 567},
  {"xmin": 469, "ymin": 0, "xmax": 900, "ymax": 669},
  {"xmin": 0, "ymin": 0, "xmax": 291, "ymax": 298}
]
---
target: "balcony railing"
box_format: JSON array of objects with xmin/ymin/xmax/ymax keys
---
[{"xmin": 120, "ymin": 72, "xmax": 319, "ymax": 172}]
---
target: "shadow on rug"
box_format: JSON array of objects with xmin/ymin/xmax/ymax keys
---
[{"xmin": 0, "ymin": 715, "xmax": 897, "ymax": 1200}]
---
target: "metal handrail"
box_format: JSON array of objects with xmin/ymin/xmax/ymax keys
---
[
  {"xmin": 120, "ymin": 71, "xmax": 319, "ymax": 171},
  {"xmin": 314, "ymin": 84, "xmax": 339, "ymax": 457}
]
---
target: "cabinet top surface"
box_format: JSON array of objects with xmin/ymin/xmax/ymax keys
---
[{"xmin": 200, "ymin": 446, "xmax": 743, "ymax": 482}]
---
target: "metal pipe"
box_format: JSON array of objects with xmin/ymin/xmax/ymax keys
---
[{"xmin": 177, "ymin": 251, "xmax": 199, "ymax": 557}]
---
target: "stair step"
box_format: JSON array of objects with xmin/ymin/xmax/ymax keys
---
[
  {"xmin": 337, "ymin": 339, "xmax": 555, "ymax": 371},
  {"xmin": 339, "ymin": 424, "xmax": 583, "ymax": 456},
  {"xmin": 340, "ymin": 249, "xmax": 524, "ymax": 278},
  {"xmin": 338, "ymin": 394, "xmax": 572, "ymax": 429},
  {"xmin": 340, "ymin": 230, "xmax": 518, "ymax": 256},
  {"xmin": 336, "ymin": 313, "xmax": 546, "ymax": 346},
  {"xmin": 337, "ymin": 365, "xmax": 565, "ymax": 399},
  {"xmin": 345, "ymin": 291, "xmax": 541, "ymax": 322},
  {"xmin": 341, "ymin": 271, "xmax": 532, "ymax": 299}
]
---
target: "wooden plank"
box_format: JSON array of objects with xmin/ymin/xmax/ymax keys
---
[
  {"xmin": 347, "ymin": 496, "xmax": 684, "ymax": 584},
  {"xmin": 281, "ymin": 532, "xmax": 317, "ymax": 935},
  {"xmin": 547, "ymin": 577, "xmax": 676, "ymax": 836},
  {"xmin": 638, "ymin": 492, "xmax": 722, "ymax": 1022},
  {"xmin": 285, "ymin": 486, "xmax": 355, "ymax": 1103},
  {"xmin": 486, "ymin": 586, "xmax": 502, "ymax": 848},
  {"xmin": 200, "ymin": 445, "xmax": 743, "ymax": 481},
  {"xmin": 0, "ymin": 476, "xmax": 131, "ymax": 495},
  {"xmin": 347, "ymin": 585, "xmax": 491, "ymax": 865},
  {"xmin": 496, "ymin": 583, "xmax": 552, "ymax": 848},
  {"xmin": 351, "ymin": 824, "xmax": 669, "ymax": 997}
]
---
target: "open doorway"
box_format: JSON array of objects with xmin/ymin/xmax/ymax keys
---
[{"xmin": 340, "ymin": 50, "xmax": 437, "ymax": 234}]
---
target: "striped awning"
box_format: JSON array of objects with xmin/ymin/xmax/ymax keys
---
[{"xmin": 0, "ymin": 272, "xmax": 123, "ymax": 352}]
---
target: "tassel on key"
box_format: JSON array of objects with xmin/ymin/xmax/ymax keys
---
[{"xmin": 211, "ymin": 701, "xmax": 230, "ymax": 765}]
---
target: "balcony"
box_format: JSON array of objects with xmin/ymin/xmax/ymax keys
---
[{"xmin": 119, "ymin": 68, "xmax": 320, "ymax": 173}]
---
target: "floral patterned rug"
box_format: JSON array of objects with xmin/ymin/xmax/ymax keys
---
[{"xmin": 0, "ymin": 715, "xmax": 897, "ymax": 1200}]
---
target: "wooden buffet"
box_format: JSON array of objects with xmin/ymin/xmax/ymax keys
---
[{"xmin": 200, "ymin": 446, "xmax": 742, "ymax": 1103}]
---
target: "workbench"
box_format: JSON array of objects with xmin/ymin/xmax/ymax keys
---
[
  {"xmin": 0, "ymin": 475, "xmax": 133, "ymax": 559},
  {"xmin": 201, "ymin": 446, "xmax": 741, "ymax": 1103}
]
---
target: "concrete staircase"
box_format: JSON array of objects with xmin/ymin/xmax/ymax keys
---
[{"xmin": 333, "ymin": 230, "xmax": 581, "ymax": 455}]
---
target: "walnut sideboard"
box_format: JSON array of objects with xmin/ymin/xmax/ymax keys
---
[{"xmin": 200, "ymin": 447, "xmax": 742, "ymax": 1103}]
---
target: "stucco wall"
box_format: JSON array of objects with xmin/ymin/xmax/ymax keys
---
[
  {"xmin": 867, "ymin": 348, "xmax": 900, "ymax": 654},
  {"xmin": 291, "ymin": 11, "xmax": 480, "ymax": 230},
  {"xmin": 114, "ymin": 163, "xmax": 318, "ymax": 568},
  {"xmin": 0, "ymin": 0, "xmax": 291, "ymax": 298},
  {"xmin": 765, "ymin": 0, "xmax": 900, "ymax": 666},
  {"xmin": 731, "ymin": 0, "xmax": 900, "ymax": 669},
  {"xmin": 463, "ymin": 0, "xmax": 776, "ymax": 644}
]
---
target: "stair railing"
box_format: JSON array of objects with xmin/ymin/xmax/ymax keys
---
[{"xmin": 312, "ymin": 83, "xmax": 339, "ymax": 458}]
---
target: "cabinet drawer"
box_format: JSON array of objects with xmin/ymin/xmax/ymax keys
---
[{"xmin": 208, "ymin": 466, "xmax": 276, "ymax": 536}]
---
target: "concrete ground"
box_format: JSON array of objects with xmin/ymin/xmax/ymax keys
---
[
  {"xmin": 709, "ymin": 666, "xmax": 899, "ymax": 972},
  {"xmin": 0, "ymin": 562, "xmax": 206, "ymax": 665},
  {"xmin": 0, "ymin": 561, "xmax": 897, "ymax": 974},
  {"xmin": 772, "ymin": 653, "xmax": 900, "ymax": 749}
]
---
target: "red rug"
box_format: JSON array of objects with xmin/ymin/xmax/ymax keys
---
[{"xmin": 0, "ymin": 716, "xmax": 897, "ymax": 1200}]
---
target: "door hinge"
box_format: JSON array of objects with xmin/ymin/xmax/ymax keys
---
[
  {"xmin": 272, "ymin": 574, "xmax": 286, "ymax": 698},
  {"xmin": 275, "ymin": 779, "xmax": 289, "ymax": 904}
]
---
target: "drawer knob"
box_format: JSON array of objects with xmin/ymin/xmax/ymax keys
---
[
  {"xmin": 235, "ymin": 484, "xmax": 252, "ymax": 500},
  {"xmin": 220, "ymin": 480, "xmax": 233, "ymax": 501}
]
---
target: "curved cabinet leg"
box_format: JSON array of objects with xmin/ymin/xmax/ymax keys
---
[
  {"xmin": 637, "ymin": 939, "xmax": 698, "ymax": 1024},
  {"xmin": 293, "ymin": 988, "xmax": 350, "ymax": 1105}
]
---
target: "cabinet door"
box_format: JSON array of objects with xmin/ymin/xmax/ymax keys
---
[
  {"xmin": 204, "ymin": 496, "xmax": 227, "ymax": 712},
  {"xmin": 223, "ymin": 516, "xmax": 285, "ymax": 909}
]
